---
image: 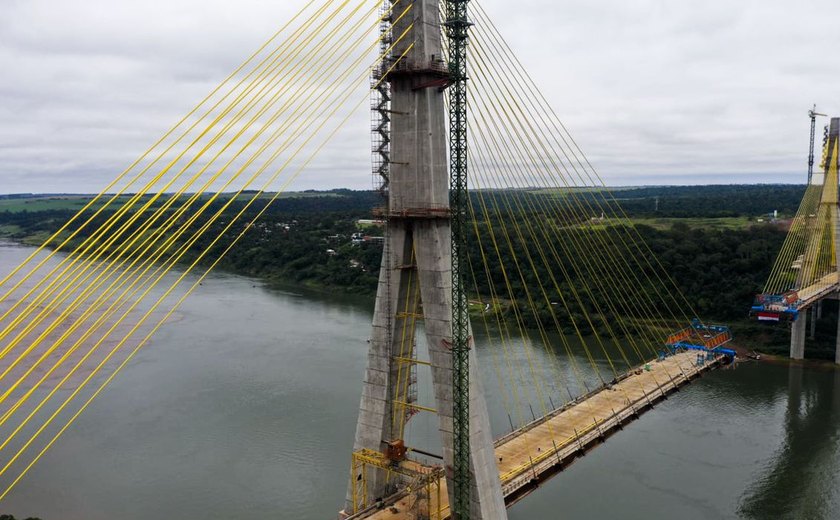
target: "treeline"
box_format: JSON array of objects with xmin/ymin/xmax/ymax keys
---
[
  {"xmin": 594, "ymin": 184, "xmax": 805, "ymax": 218},
  {"xmin": 0, "ymin": 185, "xmax": 816, "ymax": 356},
  {"xmin": 0, "ymin": 190, "xmax": 383, "ymax": 294}
]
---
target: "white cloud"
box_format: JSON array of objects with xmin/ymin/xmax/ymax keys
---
[
  {"xmin": 1, "ymin": 0, "xmax": 838, "ymax": 193},
  {"xmin": 494, "ymin": 0, "xmax": 840, "ymax": 185}
]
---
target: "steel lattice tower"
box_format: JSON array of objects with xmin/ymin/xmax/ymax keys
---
[{"xmin": 443, "ymin": 0, "xmax": 472, "ymax": 516}]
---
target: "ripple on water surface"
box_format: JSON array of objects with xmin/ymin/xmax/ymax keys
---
[{"xmin": 1, "ymin": 244, "xmax": 839, "ymax": 519}]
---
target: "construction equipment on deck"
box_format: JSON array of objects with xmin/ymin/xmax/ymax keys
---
[{"xmin": 665, "ymin": 318, "xmax": 736, "ymax": 361}]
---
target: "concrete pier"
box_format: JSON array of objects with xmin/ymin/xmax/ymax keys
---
[
  {"xmin": 791, "ymin": 312, "xmax": 806, "ymax": 360},
  {"xmin": 836, "ymin": 310, "xmax": 840, "ymax": 364}
]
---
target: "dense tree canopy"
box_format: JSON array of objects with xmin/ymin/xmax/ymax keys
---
[{"xmin": 4, "ymin": 185, "xmax": 830, "ymax": 357}]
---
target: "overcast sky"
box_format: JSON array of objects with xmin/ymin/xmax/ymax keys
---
[{"xmin": 1, "ymin": 0, "xmax": 838, "ymax": 194}]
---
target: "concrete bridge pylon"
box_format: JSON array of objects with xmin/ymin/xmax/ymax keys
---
[
  {"xmin": 341, "ymin": 1, "xmax": 507, "ymax": 518},
  {"xmin": 790, "ymin": 117, "xmax": 840, "ymax": 365}
]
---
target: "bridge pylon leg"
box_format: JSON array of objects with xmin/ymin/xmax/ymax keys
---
[
  {"xmin": 836, "ymin": 307, "xmax": 840, "ymax": 365},
  {"xmin": 791, "ymin": 312, "xmax": 806, "ymax": 360}
]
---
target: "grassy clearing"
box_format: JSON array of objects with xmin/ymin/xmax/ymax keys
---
[
  {"xmin": 0, "ymin": 191, "xmax": 345, "ymax": 214},
  {"xmin": 356, "ymin": 221, "xmax": 385, "ymax": 231},
  {"xmin": 21, "ymin": 231, "xmax": 52, "ymax": 246},
  {"xmin": 468, "ymin": 299, "xmax": 506, "ymax": 318},
  {"xmin": 561, "ymin": 216, "xmax": 760, "ymax": 231},
  {"xmin": 530, "ymin": 186, "xmax": 642, "ymax": 198},
  {"xmin": 0, "ymin": 224, "xmax": 21, "ymax": 236},
  {"xmin": 630, "ymin": 216, "xmax": 755, "ymax": 230},
  {"xmin": 0, "ymin": 196, "xmax": 102, "ymax": 213}
]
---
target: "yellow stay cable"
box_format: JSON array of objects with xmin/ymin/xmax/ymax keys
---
[
  {"xmin": 769, "ymin": 187, "xmax": 821, "ymax": 293},
  {"xmin": 466, "ymin": 86, "xmax": 651, "ymax": 368},
  {"xmin": 446, "ymin": 2, "xmax": 684, "ymax": 412},
  {"xmin": 466, "ymin": 5, "xmax": 684, "ymax": 398},
  {"xmin": 0, "ymin": 38, "xmax": 417, "ymax": 494},
  {"xmin": 469, "ymin": 144, "xmax": 651, "ymax": 412},
  {"xmin": 472, "ymin": 2, "xmax": 699, "ymax": 327},
  {"xmin": 468, "ymin": 171, "xmax": 572, "ymax": 427},
  {"xmin": 0, "ymin": 6, "xmax": 413, "ymax": 427},
  {"xmin": 468, "ymin": 149, "xmax": 615, "ymax": 380},
  {"xmin": 464, "ymin": 49, "xmax": 659, "ymax": 366},
  {"xmin": 0, "ymin": 0, "xmax": 377, "ymax": 351},
  {"xmin": 465, "ymin": 237, "xmax": 521, "ymax": 427},
  {"xmin": 468, "ymin": 176, "xmax": 636, "ymax": 444},
  {"xmin": 0, "ymin": 0, "xmax": 376, "ymax": 373},
  {"xmin": 446, "ymin": 43, "xmax": 612, "ymax": 402},
  {"xmin": 468, "ymin": 21, "xmax": 686, "ymax": 349},
  {"xmin": 0, "ymin": 0, "xmax": 395, "ymax": 408},
  {"xmin": 0, "ymin": 0, "xmax": 330, "ymax": 306},
  {"xmin": 764, "ymin": 185, "xmax": 818, "ymax": 293},
  {"xmin": 468, "ymin": 171, "xmax": 589, "ymax": 417},
  {"xmin": 466, "ymin": 198, "xmax": 529, "ymax": 426},
  {"xmin": 0, "ymin": 0, "xmax": 350, "ymax": 350}
]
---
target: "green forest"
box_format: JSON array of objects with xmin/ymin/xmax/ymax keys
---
[{"xmin": 1, "ymin": 185, "xmax": 835, "ymax": 360}]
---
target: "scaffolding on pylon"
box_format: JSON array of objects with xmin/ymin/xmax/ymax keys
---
[
  {"xmin": 349, "ymin": 448, "xmax": 447, "ymax": 520},
  {"xmin": 371, "ymin": 1, "xmax": 392, "ymax": 198}
]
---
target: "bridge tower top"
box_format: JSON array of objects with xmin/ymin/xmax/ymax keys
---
[
  {"xmin": 819, "ymin": 118, "xmax": 839, "ymax": 204},
  {"xmin": 821, "ymin": 117, "xmax": 840, "ymax": 174}
]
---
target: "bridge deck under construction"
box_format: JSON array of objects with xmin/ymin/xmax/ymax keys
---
[
  {"xmin": 797, "ymin": 272, "xmax": 839, "ymax": 308},
  {"xmin": 350, "ymin": 350, "xmax": 726, "ymax": 519}
]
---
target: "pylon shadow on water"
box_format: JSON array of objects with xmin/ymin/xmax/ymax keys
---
[{"xmin": 737, "ymin": 366, "xmax": 840, "ymax": 518}]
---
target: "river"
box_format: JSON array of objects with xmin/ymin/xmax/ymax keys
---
[{"xmin": 0, "ymin": 242, "xmax": 838, "ymax": 519}]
